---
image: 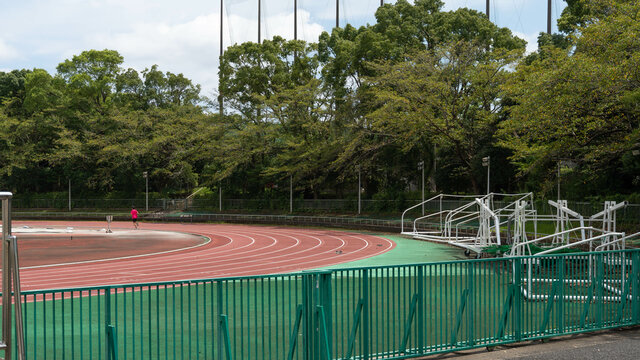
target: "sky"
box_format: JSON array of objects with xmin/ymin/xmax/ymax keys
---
[{"xmin": 0, "ymin": 0, "xmax": 567, "ymax": 99}]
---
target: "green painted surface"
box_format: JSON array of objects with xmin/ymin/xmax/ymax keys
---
[{"xmin": 318, "ymin": 235, "xmax": 467, "ymax": 270}]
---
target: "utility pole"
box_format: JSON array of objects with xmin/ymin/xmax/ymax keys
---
[
  {"xmin": 258, "ymin": 0, "xmax": 261, "ymax": 43},
  {"xmin": 294, "ymin": 0, "xmax": 297, "ymax": 40}
]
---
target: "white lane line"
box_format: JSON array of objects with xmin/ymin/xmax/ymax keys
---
[
  {"xmin": 17, "ymin": 226, "xmax": 395, "ymax": 289},
  {"xmin": 21, "ymin": 231, "xmax": 305, "ymax": 283}
]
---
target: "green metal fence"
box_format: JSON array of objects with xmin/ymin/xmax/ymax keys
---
[{"xmin": 3, "ymin": 249, "xmax": 639, "ymax": 359}]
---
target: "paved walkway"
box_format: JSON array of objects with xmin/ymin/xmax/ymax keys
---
[{"xmin": 418, "ymin": 326, "xmax": 640, "ymax": 360}]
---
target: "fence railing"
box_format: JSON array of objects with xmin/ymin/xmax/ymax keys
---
[
  {"xmin": 2, "ymin": 249, "xmax": 639, "ymax": 359},
  {"xmin": 12, "ymin": 197, "xmax": 640, "ymax": 221}
]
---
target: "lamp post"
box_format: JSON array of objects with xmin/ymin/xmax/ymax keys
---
[
  {"xmin": 482, "ymin": 156, "xmax": 490, "ymax": 195},
  {"xmin": 357, "ymin": 165, "xmax": 361, "ymax": 215},
  {"xmin": 143, "ymin": 171, "xmax": 148, "ymax": 211},
  {"xmin": 418, "ymin": 161, "xmax": 424, "ymax": 216}
]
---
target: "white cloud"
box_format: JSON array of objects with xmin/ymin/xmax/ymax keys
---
[
  {"xmin": 513, "ymin": 31, "xmax": 539, "ymax": 55},
  {"xmin": 0, "ymin": 38, "xmax": 20, "ymax": 62},
  {"xmin": 1, "ymin": 0, "xmax": 564, "ymax": 98},
  {"xmin": 91, "ymin": 8, "xmax": 326, "ymax": 98}
]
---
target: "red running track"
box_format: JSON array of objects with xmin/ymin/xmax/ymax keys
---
[{"xmin": 8, "ymin": 221, "xmax": 395, "ymax": 291}]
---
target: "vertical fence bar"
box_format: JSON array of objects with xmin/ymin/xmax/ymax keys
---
[
  {"xmin": 465, "ymin": 261, "xmax": 474, "ymax": 347},
  {"xmin": 317, "ymin": 273, "xmax": 332, "ymax": 359},
  {"xmin": 104, "ymin": 287, "xmax": 112, "ymax": 360},
  {"xmin": 633, "ymin": 252, "xmax": 640, "ymax": 324},
  {"xmin": 362, "ymin": 268, "xmax": 370, "ymax": 360},
  {"xmin": 513, "ymin": 257, "xmax": 522, "ymax": 342}
]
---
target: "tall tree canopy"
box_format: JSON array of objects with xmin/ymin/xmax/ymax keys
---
[{"xmin": 499, "ymin": 0, "xmax": 640, "ymax": 197}]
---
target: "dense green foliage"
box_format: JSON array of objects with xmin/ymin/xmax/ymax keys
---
[{"xmin": 0, "ymin": 0, "xmax": 638, "ymax": 202}]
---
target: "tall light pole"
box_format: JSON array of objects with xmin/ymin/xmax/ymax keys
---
[
  {"xmin": 486, "ymin": 0, "xmax": 490, "ymax": 19},
  {"xmin": 68, "ymin": 179, "xmax": 71, "ymax": 211},
  {"xmin": 482, "ymin": 156, "xmax": 490, "ymax": 195},
  {"xmin": 418, "ymin": 161, "xmax": 424, "ymax": 215},
  {"xmin": 357, "ymin": 165, "xmax": 361, "ymax": 215},
  {"xmin": 290, "ymin": 175, "xmax": 293, "ymax": 213},
  {"xmin": 547, "ymin": 0, "xmax": 552, "ymax": 34},
  {"xmin": 143, "ymin": 171, "xmax": 148, "ymax": 211},
  {"xmin": 336, "ymin": 0, "xmax": 339, "ymax": 29}
]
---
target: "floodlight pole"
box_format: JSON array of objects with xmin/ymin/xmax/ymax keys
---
[
  {"xmin": 547, "ymin": 0, "xmax": 552, "ymax": 34},
  {"xmin": 290, "ymin": 175, "xmax": 293, "ymax": 213},
  {"xmin": 486, "ymin": 0, "xmax": 490, "ymax": 19},
  {"xmin": 336, "ymin": 0, "xmax": 339, "ymax": 28},
  {"xmin": 68, "ymin": 179, "xmax": 71, "ymax": 211},
  {"xmin": 219, "ymin": 182, "xmax": 222, "ymax": 211},
  {"xmin": 219, "ymin": 0, "xmax": 224, "ymax": 124}
]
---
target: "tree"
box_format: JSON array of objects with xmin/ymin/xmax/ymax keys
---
[
  {"xmin": 367, "ymin": 41, "xmax": 522, "ymax": 193},
  {"xmin": 56, "ymin": 49, "xmax": 124, "ymax": 113},
  {"xmin": 499, "ymin": 0, "xmax": 640, "ymax": 197},
  {"xmin": 216, "ymin": 37, "xmax": 324, "ymax": 194}
]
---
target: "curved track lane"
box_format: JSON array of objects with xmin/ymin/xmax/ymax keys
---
[{"xmin": 10, "ymin": 221, "xmax": 395, "ymax": 291}]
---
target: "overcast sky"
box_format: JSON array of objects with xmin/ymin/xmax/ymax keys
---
[{"xmin": 0, "ymin": 0, "xmax": 567, "ymax": 99}]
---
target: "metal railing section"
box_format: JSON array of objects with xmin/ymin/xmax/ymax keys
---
[
  {"xmin": 0, "ymin": 192, "xmax": 25, "ymax": 359},
  {"xmin": 1, "ymin": 249, "xmax": 639, "ymax": 359}
]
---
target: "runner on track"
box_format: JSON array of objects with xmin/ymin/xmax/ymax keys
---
[{"xmin": 131, "ymin": 206, "xmax": 139, "ymax": 229}]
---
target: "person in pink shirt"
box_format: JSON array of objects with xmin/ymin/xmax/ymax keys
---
[{"xmin": 131, "ymin": 206, "xmax": 139, "ymax": 229}]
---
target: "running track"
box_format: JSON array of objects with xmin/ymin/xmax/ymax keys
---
[{"xmin": 9, "ymin": 221, "xmax": 395, "ymax": 291}]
